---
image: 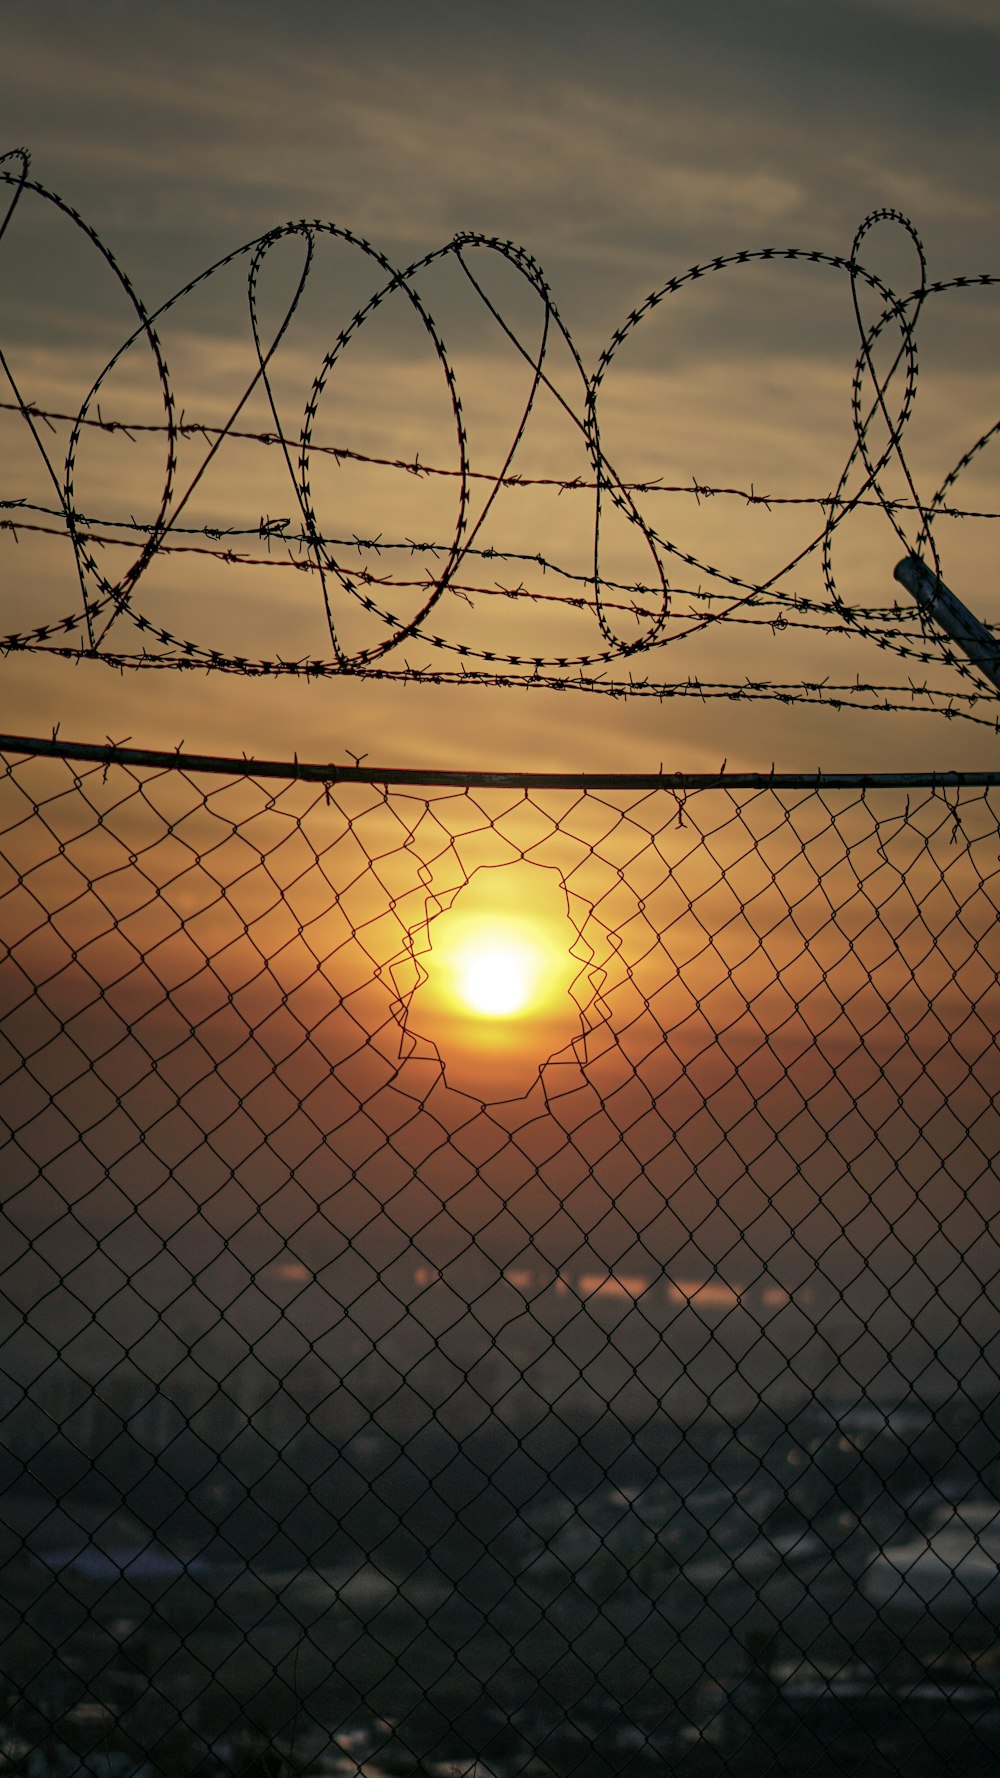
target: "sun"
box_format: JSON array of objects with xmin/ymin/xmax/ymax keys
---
[
  {"xmin": 455, "ymin": 937, "xmax": 534, "ymax": 1018},
  {"xmin": 401, "ymin": 863, "xmax": 583, "ymax": 1096},
  {"xmin": 427, "ymin": 899, "xmax": 565, "ymax": 1024}
]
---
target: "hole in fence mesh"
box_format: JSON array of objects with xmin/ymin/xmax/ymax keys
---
[
  {"xmin": 400, "ymin": 862, "xmax": 582, "ymax": 1100},
  {"xmin": 1, "ymin": 750, "xmax": 999, "ymax": 1777}
]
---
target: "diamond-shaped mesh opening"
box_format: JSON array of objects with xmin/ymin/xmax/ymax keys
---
[{"xmin": 1, "ymin": 746, "xmax": 1000, "ymax": 1776}]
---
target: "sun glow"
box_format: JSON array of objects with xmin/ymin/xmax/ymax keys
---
[
  {"xmin": 403, "ymin": 863, "xmax": 583, "ymax": 1095},
  {"xmin": 422, "ymin": 889, "xmax": 576, "ymax": 1025},
  {"xmin": 453, "ymin": 932, "xmax": 538, "ymax": 1018}
]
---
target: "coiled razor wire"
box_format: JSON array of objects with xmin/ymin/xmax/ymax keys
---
[
  {"xmin": 1, "ymin": 734, "xmax": 1000, "ymax": 1776},
  {"xmin": 1, "ymin": 149, "xmax": 998, "ymax": 722}
]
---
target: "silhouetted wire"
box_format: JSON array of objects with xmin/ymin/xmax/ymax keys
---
[
  {"xmin": 2, "ymin": 737, "xmax": 1000, "ymax": 1775},
  {"xmin": 5, "ymin": 150, "xmax": 1000, "ymax": 1778},
  {"xmin": 1, "ymin": 151, "xmax": 997, "ymax": 721}
]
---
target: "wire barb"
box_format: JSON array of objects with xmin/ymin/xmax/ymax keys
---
[{"xmin": 0, "ymin": 167, "xmax": 995, "ymax": 722}]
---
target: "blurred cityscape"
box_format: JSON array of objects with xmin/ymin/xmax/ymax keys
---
[{"xmin": 2, "ymin": 1259, "xmax": 1000, "ymax": 1777}]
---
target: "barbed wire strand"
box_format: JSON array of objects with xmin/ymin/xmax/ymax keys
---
[{"xmin": 0, "ymin": 155, "xmax": 996, "ymax": 721}]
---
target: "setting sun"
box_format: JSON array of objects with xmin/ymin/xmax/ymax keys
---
[
  {"xmin": 400, "ymin": 862, "xmax": 584, "ymax": 1095},
  {"xmin": 453, "ymin": 933, "xmax": 537, "ymax": 1018}
]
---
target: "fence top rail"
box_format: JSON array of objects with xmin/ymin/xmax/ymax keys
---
[{"xmin": 2, "ymin": 731, "xmax": 1000, "ymax": 792}]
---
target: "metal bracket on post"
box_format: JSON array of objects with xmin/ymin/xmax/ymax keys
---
[{"xmin": 894, "ymin": 556, "xmax": 1000, "ymax": 698}]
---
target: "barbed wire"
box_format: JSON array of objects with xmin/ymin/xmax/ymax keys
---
[
  {"xmin": 0, "ymin": 149, "xmax": 997, "ymax": 721},
  {"xmin": 0, "ymin": 502, "xmax": 975, "ymax": 642},
  {"xmin": 3, "ymin": 400, "xmax": 998, "ymax": 520}
]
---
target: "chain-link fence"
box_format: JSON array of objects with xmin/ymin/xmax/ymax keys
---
[{"xmin": 1, "ymin": 738, "xmax": 999, "ymax": 1777}]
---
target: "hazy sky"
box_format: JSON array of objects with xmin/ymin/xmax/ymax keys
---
[{"xmin": 2, "ymin": 0, "xmax": 998, "ymax": 774}]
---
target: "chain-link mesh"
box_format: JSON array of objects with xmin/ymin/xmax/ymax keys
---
[{"xmin": 1, "ymin": 741, "xmax": 999, "ymax": 1777}]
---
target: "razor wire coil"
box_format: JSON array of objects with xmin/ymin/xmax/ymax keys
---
[{"xmin": 1, "ymin": 150, "xmax": 998, "ymax": 723}]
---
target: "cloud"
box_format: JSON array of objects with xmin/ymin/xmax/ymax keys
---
[
  {"xmin": 6, "ymin": 4, "xmax": 993, "ymax": 255},
  {"xmin": 866, "ymin": 0, "xmax": 1000, "ymax": 28}
]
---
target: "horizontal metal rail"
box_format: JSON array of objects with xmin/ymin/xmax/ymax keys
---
[{"xmin": 3, "ymin": 731, "xmax": 1000, "ymax": 791}]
